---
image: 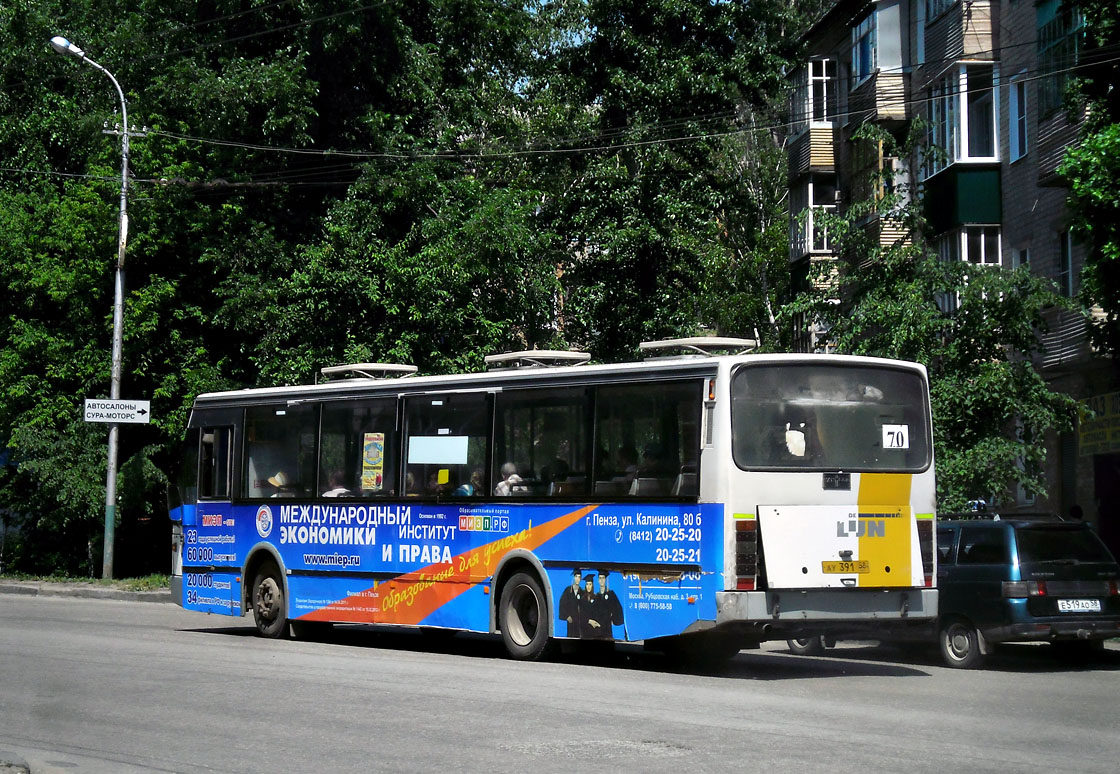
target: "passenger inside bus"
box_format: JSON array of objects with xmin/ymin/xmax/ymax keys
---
[{"xmin": 322, "ymin": 470, "xmax": 351, "ymax": 498}]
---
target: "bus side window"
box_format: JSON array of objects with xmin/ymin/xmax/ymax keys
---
[
  {"xmin": 199, "ymin": 427, "xmax": 232, "ymax": 500},
  {"xmin": 493, "ymin": 386, "xmax": 591, "ymax": 498},
  {"xmin": 595, "ymin": 381, "xmax": 701, "ymax": 498},
  {"xmin": 319, "ymin": 398, "xmax": 399, "ymax": 498},
  {"xmin": 404, "ymin": 393, "xmax": 490, "ymax": 498},
  {"xmin": 244, "ymin": 405, "xmax": 318, "ymax": 498}
]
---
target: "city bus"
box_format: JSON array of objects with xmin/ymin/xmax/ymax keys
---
[{"xmin": 167, "ymin": 338, "xmax": 937, "ymax": 661}]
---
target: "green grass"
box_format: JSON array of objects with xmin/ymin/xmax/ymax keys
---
[{"xmin": 0, "ymin": 572, "xmax": 170, "ymax": 591}]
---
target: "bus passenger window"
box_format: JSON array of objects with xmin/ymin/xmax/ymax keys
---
[
  {"xmin": 404, "ymin": 393, "xmax": 490, "ymax": 498},
  {"xmin": 319, "ymin": 398, "xmax": 399, "ymax": 498},
  {"xmin": 595, "ymin": 381, "xmax": 701, "ymax": 498},
  {"xmin": 493, "ymin": 387, "xmax": 591, "ymax": 498},
  {"xmin": 244, "ymin": 405, "xmax": 317, "ymax": 499}
]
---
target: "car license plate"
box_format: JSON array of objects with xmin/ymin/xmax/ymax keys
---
[
  {"xmin": 822, "ymin": 560, "xmax": 869, "ymax": 574},
  {"xmin": 1057, "ymin": 599, "xmax": 1101, "ymax": 613}
]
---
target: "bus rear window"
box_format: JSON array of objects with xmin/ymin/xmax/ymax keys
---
[{"xmin": 731, "ymin": 364, "xmax": 931, "ymax": 472}]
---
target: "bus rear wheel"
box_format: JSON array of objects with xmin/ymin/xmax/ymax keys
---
[
  {"xmin": 498, "ymin": 572, "xmax": 552, "ymax": 661},
  {"xmin": 252, "ymin": 562, "xmax": 289, "ymax": 639},
  {"xmin": 786, "ymin": 636, "xmax": 826, "ymax": 656}
]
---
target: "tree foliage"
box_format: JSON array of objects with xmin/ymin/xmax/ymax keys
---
[
  {"xmin": 0, "ymin": 1, "xmax": 811, "ymax": 574},
  {"xmin": 1061, "ymin": 0, "xmax": 1120, "ymax": 356}
]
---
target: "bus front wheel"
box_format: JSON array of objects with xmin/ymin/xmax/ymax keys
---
[
  {"xmin": 498, "ymin": 572, "xmax": 552, "ymax": 661},
  {"xmin": 252, "ymin": 562, "xmax": 289, "ymax": 639}
]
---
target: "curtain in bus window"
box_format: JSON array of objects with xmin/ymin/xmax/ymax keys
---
[
  {"xmin": 493, "ymin": 386, "xmax": 590, "ymax": 497},
  {"xmin": 244, "ymin": 405, "xmax": 318, "ymax": 498},
  {"xmin": 404, "ymin": 393, "xmax": 490, "ymax": 497},
  {"xmin": 594, "ymin": 381, "xmax": 702, "ymax": 498},
  {"xmin": 319, "ymin": 398, "xmax": 399, "ymax": 498},
  {"xmin": 731, "ymin": 364, "xmax": 931, "ymax": 472}
]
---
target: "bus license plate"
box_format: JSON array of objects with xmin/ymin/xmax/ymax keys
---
[
  {"xmin": 822, "ymin": 560, "xmax": 869, "ymax": 574},
  {"xmin": 1057, "ymin": 599, "xmax": 1101, "ymax": 613}
]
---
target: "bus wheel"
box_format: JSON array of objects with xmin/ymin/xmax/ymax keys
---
[
  {"xmin": 498, "ymin": 572, "xmax": 552, "ymax": 661},
  {"xmin": 786, "ymin": 636, "xmax": 826, "ymax": 656},
  {"xmin": 939, "ymin": 617, "xmax": 983, "ymax": 669},
  {"xmin": 252, "ymin": 562, "xmax": 289, "ymax": 639}
]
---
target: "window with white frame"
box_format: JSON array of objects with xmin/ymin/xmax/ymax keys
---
[
  {"xmin": 923, "ymin": 64, "xmax": 998, "ymax": 177},
  {"xmin": 791, "ymin": 58, "xmax": 835, "ymax": 132},
  {"xmin": 852, "ymin": 12, "xmax": 877, "ymax": 87},
  {"xmin": 1009, "ymin": 74, "xmax": 1028, "ymax": 161},
  {"xmin": 790, "ymin": 176, "xmax": 838, "ymax": 256},
  {"xmin": 935, "ymin": 226, "xmax": 1001, "ymax": 312}
]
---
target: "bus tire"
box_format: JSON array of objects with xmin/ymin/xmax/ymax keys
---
[
  {"xmin": 939, "ymin": 617, "xmax": 984, "ymax": 669},
  {"xmin": 786, "ymin": 636, "xmax": 826, "ymax": 656},
  {"xmin": 251, "ymin": 562, "xmax": 289, "ymax": 639},
  {"xmin": 498, "ymin": 572, "xmax": 552, "ymax": 661}
]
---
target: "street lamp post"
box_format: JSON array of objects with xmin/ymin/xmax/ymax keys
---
[{"xmin": 50, "ymin": 36, "xmax": 130, "ymax": 579}]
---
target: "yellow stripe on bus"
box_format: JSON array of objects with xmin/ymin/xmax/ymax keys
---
[{"xmin": 857, "ymin": 473, "xmax": 913, "ymax": 587}]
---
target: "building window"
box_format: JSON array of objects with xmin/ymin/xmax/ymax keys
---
[
  {"xmin": 1058, "ymin": 230, "xmax": 1074, "ymax": 297},
  {"xmin": 852, "ymin": 12, "xmax": 877, "ymax": 87},
  {"xmin": 1014, "ymin": 248, "xmax": 1030, "ymax": 270},
  {"xmin": 1038, "ymin": 0, "xmax": 1086, "ymax": 116},
  {"xmin": 965, "ymin": 65, "xmax": 996, "ymax": 159},
  {"xmin": 923, "ymin": 64, "xmax": 997, "ymax": 177},
  {"xmin": 790, "ymin": 176, "xmax": 837, "ymax": 257},
  {"xmin": 1009, "ymin": 74, "xmax": 1029, "ymax": 161},
  {"xmin": 926, "ymin": 0, "xmax": 956, "ymax": 22},
  {"xmin": 791, "ymin": 58, "xmax": 835, "ymax": 132},
  {"xmin": 935, "ymin": 226, "xmax": 1001, "ymax": 312}
]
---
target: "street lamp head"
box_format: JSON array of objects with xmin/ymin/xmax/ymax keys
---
[{"xmin": 50, "ymin": 36, "xmax": 85, "ymax": 59}]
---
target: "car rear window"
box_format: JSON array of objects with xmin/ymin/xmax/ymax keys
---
[{"xmin": 1015, "ymin": 527, "xmax": 1116, "ymax": 564}]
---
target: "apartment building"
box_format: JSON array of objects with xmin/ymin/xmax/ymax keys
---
[{"xmin": 787, "ymin": 1, "xmax": 1120, "ymax": 556}]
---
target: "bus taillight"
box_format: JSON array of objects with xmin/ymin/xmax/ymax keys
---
[
  {"xmin": 735, "ymin": 519, "xmax": 757, "ymax": 590},
  {"xmin": 917, "ymin": 518, "xmax": 934, "ymax": 586}
]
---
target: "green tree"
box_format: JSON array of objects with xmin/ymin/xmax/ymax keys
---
[
  {"xmin": 1061, "ymin": 0, "xmax": 1120, "ymax": 356},
  {"xmin": 788, "ymin": 126, "xmax": 1076, "ymax": 510}
]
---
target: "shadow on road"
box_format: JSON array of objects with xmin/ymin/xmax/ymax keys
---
[{"xmin": 182, "ymin": 623, "xmax": 934, "ymax": 679}]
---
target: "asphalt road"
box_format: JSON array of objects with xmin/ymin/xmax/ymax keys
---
[{"xmin": 1, "ymin": 592, "xmax": 1118, "ymax": 774}]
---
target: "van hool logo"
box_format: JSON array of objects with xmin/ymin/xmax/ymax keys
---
[{"xmin": 256, "ymin": 505, "xmax": 274, "ymax": 538}]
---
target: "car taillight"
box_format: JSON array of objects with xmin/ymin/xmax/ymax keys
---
[
  {"xmin": 1109, "ymin": 580, "xmax": 1119, "ymax": 596},
  {"xmin": 735, "ymin": 519, "xmax": 757, "ymax": 590},
  {"xmin": 1002, "ymin": 580, "xmax": 1048, "ymax": 598}
]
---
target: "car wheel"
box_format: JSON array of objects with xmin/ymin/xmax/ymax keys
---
[
  {"xmin": 939, "ymin": 617, "xmax": 984, "ymax": 669},
  {"xmin": 786, "ymin": 636, "xmax": 826, "ymax": 656}
]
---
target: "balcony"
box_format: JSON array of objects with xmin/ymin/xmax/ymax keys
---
[
  {"xmin": 848, "ymin": 71, "xmax": 908, "ymax": 126},
  {"xmin": 788, "ymin": 125, "xmax": 835, "ymax": 178}
]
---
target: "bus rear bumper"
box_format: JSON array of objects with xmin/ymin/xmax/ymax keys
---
[{"xmin": 715, "ymin": 588, "xmax": 937, "ymax": 636}]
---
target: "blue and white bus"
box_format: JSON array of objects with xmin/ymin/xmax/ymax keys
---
[{"xmin": 168, "ymin": 339, "xmax": 937, "ymax": 661}]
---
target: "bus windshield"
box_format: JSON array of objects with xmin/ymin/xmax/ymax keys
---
[{"xmin": 731, "ymin": 363, "xmax": 931, "ymax": 472}]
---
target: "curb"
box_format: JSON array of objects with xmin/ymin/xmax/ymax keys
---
[{"xmin": 0, "ymin": 580, "xmax": 171, "ymax": 604}]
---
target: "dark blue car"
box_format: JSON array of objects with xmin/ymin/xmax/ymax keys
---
[{"xmin": 788, "ymin": 515, "xmax": 1120, "ymax": 668}]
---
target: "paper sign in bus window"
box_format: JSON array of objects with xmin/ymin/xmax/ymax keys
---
[
  {"xmin": 408, "ymin": 435, "xmax": 470, "ymax": 465},
  {"xmin": 882, "ymin": 424, "xmax": 909, "ymax": 449},
  {"xmin": 361, "ymin": 432, "xmax": 385, "ymax": 491}
]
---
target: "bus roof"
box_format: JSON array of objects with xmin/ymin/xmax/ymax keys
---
[{"xmin": 192, "ymin": 352, "xmax": 928, "ymax": 408}]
